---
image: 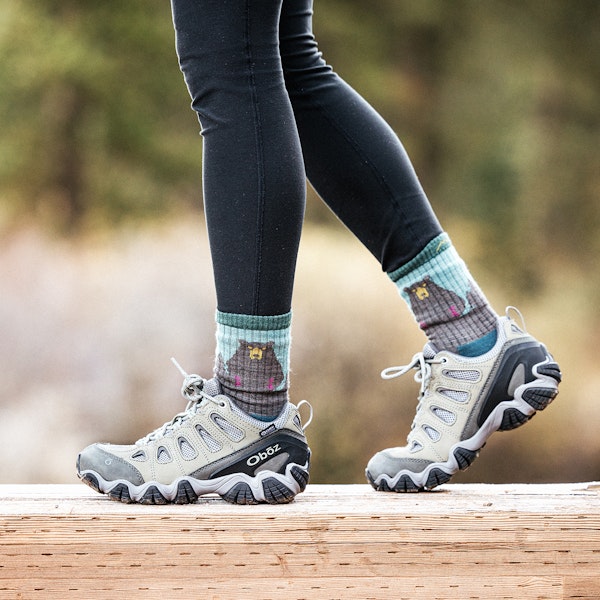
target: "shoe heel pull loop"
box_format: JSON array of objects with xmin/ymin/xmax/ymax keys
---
[
  {"xmin": 506, "ymin": 306, "xmax": 527, "ymax": 333},
  {"xmin": 296, "ymin": 399, "xmax": 313, "ymax": 430}
]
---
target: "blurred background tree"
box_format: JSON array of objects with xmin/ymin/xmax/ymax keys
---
[
  {"xmin": 314, "ymin": 0, "xmax": 600, "ymax": 298},
  {"xmin": 1, "ymin": 0, "xmax": 597, "ymax": 288},
  {"xmin": 0, "ymin": 0, "xmax": 199, "ymax": 231},
  {"xmin": 0, "ymin": 0, "xmax": 599, "ymax": 485}
]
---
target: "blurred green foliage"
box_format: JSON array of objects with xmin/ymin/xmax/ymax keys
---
[
  {"xmin": 0, "ymin": 0, "xmax": 599, "ymax": 292},
  {"xmin": 0, "ymin": 0, "xmax": 199, "ymax": 230}
]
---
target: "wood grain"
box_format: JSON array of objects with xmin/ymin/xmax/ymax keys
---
[{"xmin": 1, "ymin": 483, "xmax": 599, "ymax": 599}]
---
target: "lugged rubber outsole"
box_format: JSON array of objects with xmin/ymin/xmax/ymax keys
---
[
  {"xmin": 367, "ymin": 357, "xmax": 561, "ymax": 493},
  {"xmin": 78, "ymin": 459, "xmax": 310, "ymax": 506}
]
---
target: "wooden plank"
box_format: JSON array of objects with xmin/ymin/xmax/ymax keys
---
[
  {"xmin": 1, "ymin": 483, "xmax": 599, "ymax": 599},
  {"xmin": 2, "ymin": 542, "xmax": 600, "ymax": 576},
  {"xmin": 0, "ymin": 576, "xmax": 569, "ymax": 600}
]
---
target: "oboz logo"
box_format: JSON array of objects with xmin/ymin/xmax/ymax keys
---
[{"xmin": 246, "ymin": 444, "xmax": 281, "ymax": 467}]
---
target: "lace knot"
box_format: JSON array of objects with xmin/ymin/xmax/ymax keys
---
[
  {"xmin": 135, "ymin": 359, "xmax": 215, "ymax": 445},
  {"xmin": 171, "ymin": 357, "xmax": 206, "ymax": 402}
]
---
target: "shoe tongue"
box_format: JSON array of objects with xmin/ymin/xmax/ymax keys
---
[
  {"xmin": 202, "ymin": 377, "xmax": 222, "ymax": 397},
  {"xmin": 423, "ymin": 343, "xmax": 438, "ymax": 359}
]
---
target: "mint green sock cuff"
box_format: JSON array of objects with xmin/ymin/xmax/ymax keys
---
[
  {"xmin": 388, "ymin": 233, "xmax": 451, "ymax": 283},
  {"xmin": 215, "ymin": 310, "xmax": 292, "ymax": 331}
]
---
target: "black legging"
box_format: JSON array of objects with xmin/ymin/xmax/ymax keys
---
[{"xmin": 171, "ymin": 0, "xmax": 442, "ymax": 316}]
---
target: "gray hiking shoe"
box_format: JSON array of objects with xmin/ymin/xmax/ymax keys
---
[
  {"xmin": 366, "ymin": 307, "xmax": 561, "ymax": 492},
  {"xmin": 77, "ymin": 361, "xmax": 311, "ymax": 505}
]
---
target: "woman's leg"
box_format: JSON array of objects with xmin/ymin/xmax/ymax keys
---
[
  {"xmin": 279, "ymin": 0, "xmax": 497, "ymax": 355},
  {"xmin": 77, "ymin": 0, "xmax": 312, "ymax": 506},
  {"xmin": 172, "ymin": 0, "xmax": 307, "ymax": 417},
  {"xmin": 174, "ymin": 0, "xmax": 305, "ymax": 317},
  {"xmin": 279, "ymin": 0, "xmax": 560, "ymax": 492}
]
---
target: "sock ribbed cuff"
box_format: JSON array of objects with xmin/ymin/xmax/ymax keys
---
[
  {"xmin": 388, "ymin": 233, "xmax": 451, "ymax": 283},
  {"xmin": 216, "ymin": 310, "xmax": 292, "ymax": 331}
]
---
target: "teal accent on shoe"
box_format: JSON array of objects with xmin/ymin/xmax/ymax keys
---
[
  {"xmin": 457, "ymin": 329, "xmax": 498, "ymax": 357},
  {"xmin": 216, "ymin": 310, "xmax": 292, "ymax": 330},
  {"xmin": 250, "ymin": 413, "xmax": 277, "ymax": 422}
]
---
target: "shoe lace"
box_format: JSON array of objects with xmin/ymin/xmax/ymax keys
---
[
  {"xmin": 381, "ymin": 351, "xmax": 446, "ymax": 432},
  {"xmin": 136, "ymin": 358, "xmax": 222, "ymax": 445}
]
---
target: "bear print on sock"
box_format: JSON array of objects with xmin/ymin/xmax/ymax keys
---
[
  {"xmin": 225, "ymin": 340, "xmax": 285, "ymax": 391},
  {"xmin": 405, "ymin": 276, "xmax": 466, "ymax": 328}
]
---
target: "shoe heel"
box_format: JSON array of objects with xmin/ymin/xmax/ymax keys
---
[
  {"xmin": 522, "ymin": 386, "xmax": 559, "ymax": 411},
  {"xmin": 536, "ymin": 360, "xmax": 562, "ymax": 384},
  {"xmin": 262, "ymin": 477, "xmax": 299, "ymax": 504},
  {"xmin": 220, "ymin": 463, "xmax": 310, "ymax": 505},
  {"xmin": 262, "ymin": 464, "xmax": 310, "ymax": 504},
  {"xmin": 498, "ymin": 358, "xmax": 560, "ymax": 432},
  {"xmin": 523, "ymin": 357, "xmax": 561, "ymax": 411}
]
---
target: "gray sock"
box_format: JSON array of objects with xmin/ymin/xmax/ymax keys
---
[
  {"xmin": 389, "ymin": 233, "xmax": 498, "ymax": 356},
  {"xmin": 214, "ymin": 311, "xmax": 291, "ymax": 418}
]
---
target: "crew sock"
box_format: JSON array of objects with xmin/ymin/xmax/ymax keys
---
[
  {"xmin": 214, "ymin": 311, "xmax": 291, "ymax": 418},
  {"xmin": 389, "ymin": 233, "xmax": 499, "ymax": 356}
]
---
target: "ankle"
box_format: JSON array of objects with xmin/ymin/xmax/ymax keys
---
[
  {"xmin": 389, "ymin": 233, "xmax": 498, "ymax": 355},
  {"xmin": 214, "ymin": 310, "xmax": 292, "ymax": 419}
]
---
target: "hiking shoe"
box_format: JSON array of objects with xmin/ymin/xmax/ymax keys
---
[
  {"xmin": 77, "ymin": 361, "xmax": 311, "ymax": 505},
  {"xmin": 366, "ymin": 307, "xmax": 561, "ymax": 492}
]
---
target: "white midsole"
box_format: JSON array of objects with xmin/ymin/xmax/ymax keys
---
[{"xmin": 81, "ymin": 459, "xmax": 310, "ymax": 503}]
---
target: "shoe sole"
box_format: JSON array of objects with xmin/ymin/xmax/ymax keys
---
[
  {"xmin": 78, "ymin": 458, "xmax": 310, "ymax": 505},
  {"xmin": 366, "ymin": 356, "xmax": 561, "ymax": 493}
]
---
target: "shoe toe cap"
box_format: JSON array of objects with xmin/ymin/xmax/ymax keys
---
[
  {"xmin": 77, "ymin": 444, "xmax": 145, "ymax": 486},
  {"xmin": 366, "ymin": 447, "xmax": 433, "ymax": 479}
]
